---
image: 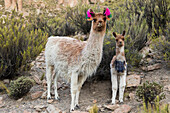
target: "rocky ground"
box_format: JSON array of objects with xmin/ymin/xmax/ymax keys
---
[{"xmin": 0, "ymin": 49, "xmax": 170, "ymax": 113}]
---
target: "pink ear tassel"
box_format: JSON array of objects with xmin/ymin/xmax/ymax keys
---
[
  {"xmin": 104, "ymin": 8, "xmax": 112, "ymax": 20},
  {"xmin": 86, "ymin": 9, "xmax": 93, "ymax": 21}
]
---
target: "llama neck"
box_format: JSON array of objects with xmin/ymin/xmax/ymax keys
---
[
  {"xmin": 85, "ymin": 23, "xmax": 106, "ymax": 52},
  {"xmin": 116, "ymin": 45, "xmax": 126, "ymax": 61}
]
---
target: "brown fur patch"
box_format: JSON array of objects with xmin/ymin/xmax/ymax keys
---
[
  {"xmin": 111, "ymin": 56, "xmax": 116, "ymax": 68},
  {"xmin": 58, "ymin": 39, "xmax": 86, "ymax": 64}
]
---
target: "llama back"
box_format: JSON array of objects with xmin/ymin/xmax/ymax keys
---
[{"xmin": 45, "ymin": 36, "xmax": 86, "ymax": 79}]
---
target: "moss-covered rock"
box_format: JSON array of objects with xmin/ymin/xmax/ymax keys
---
[{"xmin": 9, "ymin": 76, "xmax": 34, "ymax": 99}]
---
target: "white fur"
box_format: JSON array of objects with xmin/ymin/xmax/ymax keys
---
[{"xmin": 45, "ymin": 22, "xmax": 106, "ymax": 111}]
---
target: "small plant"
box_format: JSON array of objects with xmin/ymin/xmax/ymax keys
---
[
  {"xmin": 140, "ymin": 96, "xmax": 169, "ymax": 113},
  {"xmin": 9, "ymin": 76, "xmax": 34, "ymax": 99},
  {"xmin": 136, "ymin": 81, "xmax": 165, "ymax": 106},
  {"xmin": 89, "ymin": 104, "xmax": 99, "ymax": 113}
]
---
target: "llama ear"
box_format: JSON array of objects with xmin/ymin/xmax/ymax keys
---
[
  {"xmin": 122, "ymin": 30, "xmax": 126, "ymax": 36},
  {"xmin": 103, "ymin": 7, "xmax": 112, "ymax": 20},
  {"xmin": 86, "ymin": 9, "xmax": 95, "ymax": 21},
  {"xmin": 113, "ymin": 32, "xmax": 117, "ymax": 37}
]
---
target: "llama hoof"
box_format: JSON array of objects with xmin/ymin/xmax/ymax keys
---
[
  {"xmin": 75, "ymin": 105, "xmax": 80, "ymax": 109},
  {"xmin": 55, "ymin": 97, "xmax": 61, "ymax": 101},
  {"xmin": 70, "ymin": 109, "xmax": 74, "ymax": 112},
  {"xmin": 119, "ymin": 101, "xmax": 124, "ymax": 104},
  {"xmin": 47, "ymin": 96, "xmax": 52, "ymax": 100}
]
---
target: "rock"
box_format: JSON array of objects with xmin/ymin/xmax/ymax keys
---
[
  {"xmin": 17, "ymin": 98, "xmax": 23, "ymax": 102},
  {"xmin": 0, "ymin": 97, "xmax": 3, "ymax": 104},
  {"xmin": 41, "ymin": 91, "xmax": 47, "ymax": 99},
  {"xmin": 23, "ymin": 110, "xmax": 31, "ymax": 113},
  {"xmin": 104, "ymin": 104, "xmax": 119, "ymax": 110},
  {"xmin": 46, "ymin": 104, "xmax": 62, "ymax": 113},
  {"xmin": 147, "ymin": 63, "xmax": 162, "ymax": 71},
  {"xmin": 47, "ymin": 99, "xmax": 53, "ymax": 104},
  {"xmin": 129, "ymin": 93, "xmax": 135, "ymax": 100},
  {"xmin": 3, "ymin": 79, "xmax": 10, "ymax": 84},
  {"xmin": 141, "ymin": 63, "xmax": 162, "ymax": 71},
  {"xmin": 34, "ymin": 105, "xmax": 47, "ymax": 111},
  {"xmin": 42, "ymin": 79, "xmax": 47, "ymax": 87},
  {"xmin": 164, "ymin": 85, "xmax": 170, "ymax": 92},
  {"xmin": 71, "ymin": 111, "xmax": 88, "ymax": 113},
  {"xmin": 31, "ymin": 91, "xmax": 43, "ymax": 100},
  {"xmin": 113, "ymin": 104, "xmax": 131, "ymax": 113},
  {"xmin": 126, "ymin": 74, "xmax": 141, "ymax": 87},
  {"xmin": 140, "ymin": 46, "xmax": 152, "ymax": 58},
  {"xmin": 32, "ymin": 75, "xmax": 41, "ymax": 84}
]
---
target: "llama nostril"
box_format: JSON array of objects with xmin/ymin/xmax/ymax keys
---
[
  {"xmin": 99, "ymin": 20, "xmax": 102, "ymax": 23},
  {"xmin": 120, "ymin": 41, "xmax": 122, "ymax": 44}
]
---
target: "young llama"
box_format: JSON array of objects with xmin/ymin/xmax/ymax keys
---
[
  {"xmin": 45, "ymin": 8, "xmax": 111, "ymax": 111},
  {"xmin": 110, "ymin": 31, "xmax": 127, "ymax": 104}
]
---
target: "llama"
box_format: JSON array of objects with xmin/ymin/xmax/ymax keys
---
[
  {"xmin": 45, "ymin": 8, "xmax": 111, "ymax": 111},
  {"xmin": 110, "ymin": 31, "xmax": 127, "ymax": 104}
]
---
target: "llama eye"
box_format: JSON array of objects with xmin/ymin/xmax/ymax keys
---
[
  {"xmin": 103, "ymin": 17, "xmax": 106, "ymax": 21},
  {"xmin": 116, "ymin": 39, "xmax": 118, "ymax": 42},
  {"xmin": 93, "ymin": 19, "xmax": 97, "ymax": 22},
  {"xmin": 122, "ymin": 38, "xmax": 124, "ymax": 41}
]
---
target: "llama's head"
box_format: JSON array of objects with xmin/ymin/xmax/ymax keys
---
[
  {"xmin": 87, "ymin": 8, "xmax": 111, "ymax": 32},
  {"xmin": 113, "ymin": 31, "xmax": 126, "ymax": 47}
]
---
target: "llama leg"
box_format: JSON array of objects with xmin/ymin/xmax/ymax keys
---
[
  {"xmin": 111, "ymin": 67, "xmax": 118, "ymax": 104},
  {"xmin": 75, "ymin": 75, "xmax": 87, "ymax": 108},
  {"xmin": 119, "ymin": 70, "xmax": 126, "ymax": 103},
  {"xmin": 46, "ymin": 65, "xmax": 53, "ymax": 100},
  {"xmin": 54, "ymin": 73, "xmax": 60, "ymax": 100},
  {"xmin": 70, "ymin": 72, "xmax": 78, "ymax": 111}
]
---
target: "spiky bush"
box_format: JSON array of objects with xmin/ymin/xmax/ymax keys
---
[
  {"xmin": 9, "ymin": 76, "xmax": 34, "ymax": 99},
  {"xmin": 136, "ymin": 81, "xmax": 165, "ymax": 106},
  {"xmin": 140, "ymin": 96, "xmax": 169, "ymax": 113},
  {"xmin": 0, "ymin": 10, "xmax": 48, "ymax": 78}
]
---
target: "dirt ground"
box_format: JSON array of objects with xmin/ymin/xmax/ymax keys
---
[{"xmin": 0, "ymin": 67, "xmax": 169, "ymax": 113}]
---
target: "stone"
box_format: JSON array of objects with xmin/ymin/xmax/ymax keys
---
[
  {"xmin": 32, "ymin": 75, "xmax": 41, "ymax": 84},
  {"xmin": 164, "ymin": 85, "xmax": 170, "ymax": 92},
  {"xmin": 17, "ymin": 98, "xmax": 23, "ymax": 102},
  {"xmin": 71, "ymin": 111, "xmax": 88, "ymax": 113},
  {"xmin": 139, "ymin": 46, "xmax": 152, "ymax": 58},
  {"xmin": 104, "ymin": 104, "xmax": 120, "ymax": 110},
  {"xmin": 42, "ymin": 79, "xmax": 47, "ymax": 87},
  {"xmin": 126, "ymin": 74, "xmax": 141, "ymax": 87},
  {"xmin": 23, "ymin": 110, "xmax": 31, "ymax": 113},
  {"xmin": 129, "ymin": 93, "xmax": 135, "ymax": 100},
  {"xmin": 3, "ymin": 79, "xmax": 10, "ymax": 84},
  {"xmin": 47, "ymin": 99, "xmax": 53, "ymax": 104},
  {"xmin": 0, "ymin": 97, "xmax": 3, "ymax": 104},
  {"xmin": 31, "ymin": 91, "xmax": 43, "ymax": 100},
  {"xmin": 113, "ymin": 104, "xmax": 131, "ymax": 113},
  {"xmin": 141, "ymin": 63, "xmax": 162, "ymax": 71},
  {"xmin": 46, "ymin": 104, "xmax": 62, "ymax": 113},
  {"xmin": 41, "ymin": 91, "xmax": 47, "ymax": 99},
  {"xmin": 147, "ymin": 63, "xmax": 162, "ymax": 71},
  {"xmin": 34, "ymin": 105, "xmax": 46, "ymax": 111}
]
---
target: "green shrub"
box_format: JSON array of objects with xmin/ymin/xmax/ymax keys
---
[
  {"xmin": 136, "ymin": 81, "xmax": 165, "ymax": 106},
  {"xmin": 0, "ymin": 10, "xmax": 48, "ymax": 78},
  {"xmin": 9, "ymin": 76, "xmax": 34, "ymax": 99},
  {"xmin": 140, "ymin": 96, "xmax": 169, "ymax": 113}
]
